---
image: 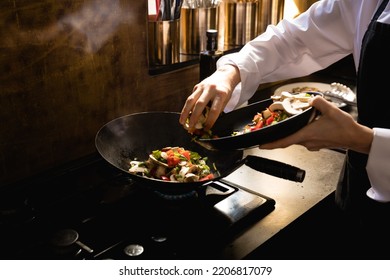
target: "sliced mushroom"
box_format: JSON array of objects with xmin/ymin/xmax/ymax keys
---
[
  {"xmin": 169, "ymin": 174, "xmax": 178, "ymax": 181},
  {"xmin": 269, "ymin": 91, "xmax": 313, "ymax": 115},
  {"xmin": 271, "ymin": 94, "xmax": 282, "ymax": 101},
  {"xmin": 149, "ymin": 154, "xmax": 168, "ymax": 168},
  {"xmin": 280, "ymin": 91, "xmax": 294, "ymax": 99},
  {"xmin": 291, "ymin": 100, "xmax": 311, "ymax": 110},
  {"xmin": 179, "ymin": 166, "xmax": 190, "ymax": 178},
  {"xmin": 154, "ymin": 165, "xmax": 167, "ymax": 178},
  {"xmin": 269, "ymin": 101, "xmax": 285, "ymax": 112},
  {"xmin": 261, "ymin": 108, "xmax": 273, "ymax": 119},
  {"xmin": 187, "ymin": 165, "xmax": 199, "ymax": 174},
  {"xmin": 282, "ymin": 98, "xmax": 310, "ymax": 115},
  {"xmin": 160, "ymin": 151, "xmax": 168, "ymax": 160},
  {"xmin": 129, "ymin": 161, "xmax": 148, "ymax": 174},
  {"xmin": 184, "ymin": 173, "xmax": 200, "ymax": 182},
  {"xmin": 281, "ymin": 91, "xmax": 312, "ymax": 102}
]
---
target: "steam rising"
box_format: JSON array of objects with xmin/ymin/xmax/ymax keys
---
[
  {"xmin": 2, "ymin": 0, "xmax": 133, "ymax": 54},
  {"xmin": 59, "ymin": 0, "xmax": 132, "ymax": 53}
]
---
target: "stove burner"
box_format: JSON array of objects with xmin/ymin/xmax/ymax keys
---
[
  {"xmin": 49, "ymin": 229, "xmax": 93, "ymax": 258},
  {"xmin": 123, "ymin": 244, "xmax": 144, "ymax": 256},
  {"xmin": 50, "ymin": 229, "xmax": 79, "ymax": 247},
  {"xmin": 153, "ymin": 190, "xmax": 198, "ymax": 200}
]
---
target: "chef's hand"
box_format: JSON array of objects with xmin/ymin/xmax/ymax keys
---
[
  {"xmin": 259, "ymin": 96, "xmax": 373, "ymax": 154},
  {"xmin": 179, "ymin": 64, "xmax": 241, "ymax": 132}
]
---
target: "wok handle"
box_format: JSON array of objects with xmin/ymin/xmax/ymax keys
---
[{"xmin": 244, "ymin": 155, "xmax": 306, "ymax": 182}]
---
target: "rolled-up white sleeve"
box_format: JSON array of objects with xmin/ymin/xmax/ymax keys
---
[
  {"xmin": 218, "ymin": 0, "xmax": 359, "ymax": 112},
  {"xmin": 366, "ymin": 128, "xmax": 390, "ymax": 202}
]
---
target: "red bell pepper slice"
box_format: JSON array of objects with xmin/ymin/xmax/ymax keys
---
[{"xmin": 266, "ymin": 115, "xmax": 274, "ymax": 126}]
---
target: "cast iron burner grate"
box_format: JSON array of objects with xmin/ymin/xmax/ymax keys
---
[{"xmin": 153, "ymin": 189, "xmax": 198, "ymax": 200}]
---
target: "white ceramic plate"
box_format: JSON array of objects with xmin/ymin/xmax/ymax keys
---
[{"xmin": 274, "ymin": 82, "xmax": 347, "ymax": 108}]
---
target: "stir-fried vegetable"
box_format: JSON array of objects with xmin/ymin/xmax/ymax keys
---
[
  {"xmin": 129, "ymin": 147, "xmax": 215, "ymax": 182},
  {"xmin": 232, "ymin": 92, "xmax": 314, "ymax": 136},
  {"xmin": 232, "ymin": 108, "xmax": 289, "ymax": 136}
]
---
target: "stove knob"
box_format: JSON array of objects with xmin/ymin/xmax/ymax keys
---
[
  {"xmin": 123, "ymin": 244, "xmax": 144, "ymax": 257},
  {"xmin": 151, "ymin": 235, "xmax": 167, "ymax": 243}
]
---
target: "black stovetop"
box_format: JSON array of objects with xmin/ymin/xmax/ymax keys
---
[{"xmin": 0, "ymin": 154, "xmax": 274, "ymax": 260}]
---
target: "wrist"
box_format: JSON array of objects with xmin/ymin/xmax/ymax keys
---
[
  {"xmin": 350, "ymin": 123, "xmax": 373, "ymax": 154},
  {"xmin": 217, "ymin": 64, "xmax": 241, "ymax": 92}
]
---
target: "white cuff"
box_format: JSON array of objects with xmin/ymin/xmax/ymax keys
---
[{"xmin": 366, "ymin": 128, "xmax": 390, "ymax": 202}]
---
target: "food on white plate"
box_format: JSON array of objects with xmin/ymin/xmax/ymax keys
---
[
  {"xmin": 129, "ymin": 146, "xmax": 215, "ymax": 182},
  {"xmin": 291, "ymin": 86, "xmax": 320, "ymax": 93},
  {"xmin": 288, "ymin": 83, "xmax": 355, "ymax": 106},
  {"xmin": 232, "ymin": 92, "xmax": 316, "ymax": 136}
]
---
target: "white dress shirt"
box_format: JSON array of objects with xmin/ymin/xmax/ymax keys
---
[{"xmin": 217, "ymin": 0, "xmax": 390, "ymax": 202}]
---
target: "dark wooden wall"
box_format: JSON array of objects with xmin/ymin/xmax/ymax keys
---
[{"xmin": 0, "ymin": 0, "xmax": 199, "ymax": 186}]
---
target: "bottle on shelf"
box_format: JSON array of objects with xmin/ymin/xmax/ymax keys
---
[{"xmin": 199, "ymin": 29, "xmax": 224, "ymax": 82}]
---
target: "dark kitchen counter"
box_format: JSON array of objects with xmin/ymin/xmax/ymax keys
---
[
  {"xmin": 221, "ymin": 145, "xmax": 346, "ymax": 259},
  {"xmin": 216, "ymin": 56, "xmax": 357, "ymax": 259}
]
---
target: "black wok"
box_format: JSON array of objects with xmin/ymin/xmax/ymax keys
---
[{"xmin": 95, "ymin": 112, "xmax": 305, "ymax": 194}]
